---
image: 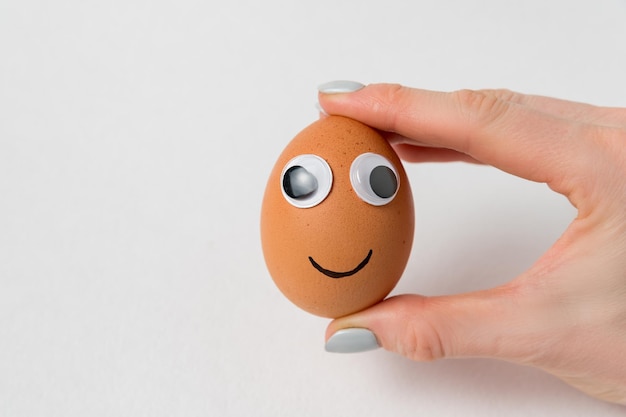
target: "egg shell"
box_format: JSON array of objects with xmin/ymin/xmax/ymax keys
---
[{"xmin": 261, "ymin": 116, "xmax": 414, "ymax": 318}]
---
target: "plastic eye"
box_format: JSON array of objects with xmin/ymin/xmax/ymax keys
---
[
  {"xmin": 350, "ymin": 153, "xmax": 399, "ymax": 206},
  {"xmin": 281, "ymin": 154, "xmax": 333, "ymax": 208}
]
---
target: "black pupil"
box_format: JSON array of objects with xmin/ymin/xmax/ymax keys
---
[
  {"xmin": 370, "ymin": 166, "xmax": 397, "ymax": 198},
  {"xmin": 283, "ymin": 166, "xmax": 318, "ymax": 199}
]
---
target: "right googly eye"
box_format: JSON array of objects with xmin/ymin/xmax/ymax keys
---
[
  {"xmin": 281, "ymin": 154, "xmax": 333, "ymax": 208},
  {"xmin": 350, "ymin": 152, "xmax": 399, "ymax": 206}
]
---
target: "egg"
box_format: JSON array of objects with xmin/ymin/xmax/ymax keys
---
[{"xmin": 261, "ymin": 116, "xmax": 414, "ymax": 318}]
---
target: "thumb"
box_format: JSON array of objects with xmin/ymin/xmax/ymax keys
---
[{"xmin": 325, "ymin": 288, "xmax": 545, "ymax": 363}]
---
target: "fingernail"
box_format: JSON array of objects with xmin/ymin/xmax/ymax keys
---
[
  {"xmin": 318, "ymin": 80, "xmax": 365, "ymax": 94},
  {"xmin": 325, "ymin": 328, "xmax": 380, "ymax": 353},
  {"xmin": 314, "ymin": 101, "xmax": 328, "ymax": 116}
]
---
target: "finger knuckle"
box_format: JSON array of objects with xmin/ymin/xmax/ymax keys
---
[
  {"xmin": 372, "ymin": 83, "xmax": 412, "ymax": 131},
  {"xmin": 452, "ymin": 88, "xmax": 511, "ymax": 128},
  {"xmin": 390, "ymin": 297, "xmax": 448, "ymax": 361},
  {"xmin": 398, "ymin": 321, "xmax": 446, "ymax": 362},
  {"xmin": 446, "ymin": 89, "xmax": 512, "ymax": 155},
  {"xmin": 479, "ymin": 88, "xmax": 521, "ymax": 103}
]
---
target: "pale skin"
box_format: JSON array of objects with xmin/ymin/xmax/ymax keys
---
[{"xmin": 318, "ymin": 83, "xmax": 626, "ymax": 405}]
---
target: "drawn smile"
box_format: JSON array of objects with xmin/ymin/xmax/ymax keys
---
[{"xmin": 308, "ymin": 249, "xmax": 373, "ymax": 279}]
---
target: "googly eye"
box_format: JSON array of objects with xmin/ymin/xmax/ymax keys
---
[
  {"xmin": 281, "ymin": 154, "xmax": 333, "ymax": 208},
  {"xmin": 350, "ymin": 153, "xmax": 399, "ymax": 206}
]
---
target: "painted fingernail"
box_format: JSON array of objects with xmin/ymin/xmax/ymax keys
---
[
  {"xmin": 325, "ymin": 328, "xmax": 380, "ymax": 353},
  {"xmin": 318, "ymin": 80, "xmax": 365, "ymax": 94},
  {"xmin": 314, "ymin": 101, "xmax": 328, "ymax": 116}
]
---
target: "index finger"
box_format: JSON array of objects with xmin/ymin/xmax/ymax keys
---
[{"xmin": 318, "ymin": 83, "xmax": 592, "ymax": 197}]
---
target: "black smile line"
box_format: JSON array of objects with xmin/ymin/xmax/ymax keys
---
[{"xmin": 308, "ymin": 249, "xmax": 373, "ymax": 279}]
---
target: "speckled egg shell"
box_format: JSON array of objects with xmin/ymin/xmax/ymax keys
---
[{"xmin": 261, "ymin": 116, "xmax": 414, "ymax": 318}]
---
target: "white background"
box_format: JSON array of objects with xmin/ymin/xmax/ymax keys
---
[{"xmin": 1, "ymin": 0, "xmax": 626, "ymax": 415}]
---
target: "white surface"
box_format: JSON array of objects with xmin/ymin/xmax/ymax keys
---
[{"xmin": 1, "ymin": 1, "xmax": 626, "ymax": 415}]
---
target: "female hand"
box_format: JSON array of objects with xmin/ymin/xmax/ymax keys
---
[{"xmin": 318, "ymin": 81, "xmax": 626, "ymax": 405}]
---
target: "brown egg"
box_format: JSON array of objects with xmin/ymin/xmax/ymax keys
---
[{"xmin": 261, "ymin": 116, "xmax": 414, "ymax": 318}]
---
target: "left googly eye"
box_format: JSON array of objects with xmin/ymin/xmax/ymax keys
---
[
  {"xmin": 350, "ymin": 153, "xmax": 399, "ymax": 206},
  {"xmin": 281, "ymin": 154, "xmax": 333, "ymax": 208}
]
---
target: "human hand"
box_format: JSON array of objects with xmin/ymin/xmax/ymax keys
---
[{"xmin": 317, "ymin": 81, "xmax": 626, "ymax": 405}]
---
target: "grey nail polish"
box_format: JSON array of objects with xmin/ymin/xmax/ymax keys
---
[
  {"xmin": 318, "ymin": 80, "xmax": 365, "ymax": 94},
  {"xmin": 314, "ymin": 101, "xmax": 328, "ymax": 116},
  {"xmin": 325, "ymin": 328, "xmax": 380, "ymax": 353}
]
